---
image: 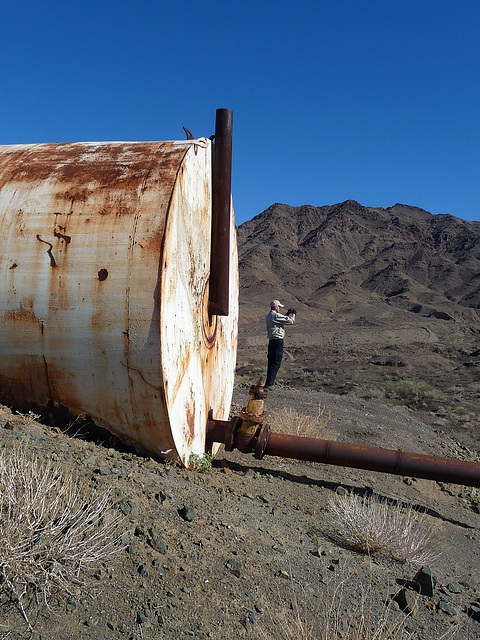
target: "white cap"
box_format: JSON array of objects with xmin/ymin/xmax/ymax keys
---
[{"xmin": 270, "ymin": 299, "xmax": 284, "ymax": 308}]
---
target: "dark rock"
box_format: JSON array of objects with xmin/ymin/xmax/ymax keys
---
[
  {"xmin": 244, "ymin": 610, "xmax": 257, "ymax": 631},
  {"xmin": 467, "ymin": 603, "xmax": 480, "ymax": 622},
  {"xmin": 149, "ymin": 531, "xmax": 167, "ymax": 554},
  {"xmin": 412, "ymin": 566, "xmax": 436, "ymax": 597},
  {"xmin": 226, "ymin": 560, "xmax": 243, "ymax": 578},
  {"xmin": 395, "ymin": 589, "xmax": 419, "ymax": 615},
  {"xmin": 179, "ymin": 506, "xmax": 195, "ymax": 522},
  {"xmin": 137, "ymin": 563, "xmax": 149, "ymax": 578},
  {"xmin": 447, "ymin": 580, "xmax": 463, "ymax": 594},
  {"xmin": 246, "ymin": 610, "xmax": 257, "ymax": 624},
  {"xmin": 117, "ymin": 498, "xmax": 135, "ymax": 515},
  {"xmin": 136, "ymin": 611, "xmax": 148, "ymax": 624},
  {"xmin": 438, "ymin": 601, "xmax": 457, "ymax": 615},
  {"xmin": 134, "ymin": 525, "xmax": 146, "ymax": 538}
]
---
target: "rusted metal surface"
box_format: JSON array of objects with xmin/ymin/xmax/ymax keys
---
[
  {"xmin": 160, "ymin": 135, "xmax": 238, "ymax": 463},
  {"xmin": 264, "ymin": 434, "xmax": 480, "ymax": 486},
  {"xmin": 207, "ymin": 382, "xmax": 480, "ymax": 487},
  {"xmin": 207, "ymin": 416, "xmax": 480, "ymax": 486},
  {"xmin": 0, "ymin": 132, "xmax": 238, "ymax": 465},
  {"xmin": 208, "ymin": 109, "xmax": 233, "ymax": 316}
]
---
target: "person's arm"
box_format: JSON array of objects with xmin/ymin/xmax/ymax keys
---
[{"xmin": 274, "ymin": 311, "xmax": 295, "ymax": 325}]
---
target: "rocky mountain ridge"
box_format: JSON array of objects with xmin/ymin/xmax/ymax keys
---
[
  {"xmin": 235, "ymin": 201, "xmax": 480, "ymax": 455},
  {"xmin": 237, "ymin": 200, "xmax": 480, "ymax": 317}
]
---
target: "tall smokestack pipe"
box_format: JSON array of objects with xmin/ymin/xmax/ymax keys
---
[{"xmin": 208, "ymin": 108, "xmax": 233, "ymax": 316}]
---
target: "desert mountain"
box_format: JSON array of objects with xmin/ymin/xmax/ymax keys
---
[
  {"xmin": 237, "ymin": 200, "xmax": 480, "ymax": 321},
  {"xmin": 235, "ymin": 201, "xmax": 480, "ymax": 453}
]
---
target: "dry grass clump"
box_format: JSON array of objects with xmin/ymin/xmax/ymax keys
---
[
  {"xmin": 320, "ymin": 583, "xmax": 414, "ymax": 640},
  {"xmin": 269, "ymin": 578, "xmax": 417, "ymax": 640},
  {"xmin": 14, "ymin": 410, "xmax": 42, "ymax": 427},
  {"xmin": 0, "ymin": 445, "xmax": 125, "ymax": 620},
  {"xmin": 269, "ymin": 576, "xmax": 459, "ymax": 640},
  {"xmin": 268, "ymin": 405, "xmax": 335, "ymax": 440},
  {"xmin": 327, "ymin": 491, "xmax": 441, "ymax": 565}
]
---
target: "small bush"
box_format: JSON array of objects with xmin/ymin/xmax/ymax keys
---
[
  {"xmin": 385, "ymin": 380, "xmax": 435, "ymax": 408},
  {"xmin": 14, "ymin": 410, "xmax": 42, "ymax": 427},
  {"xmin": 321, "ymin": 581, "xmax": 415, "ymax": 640},
  {"xmin": 268, "ymin": 575, "xmax": 425, "ymax": 640},
  {"xmin": 0, "ymin": 445, "xmax": 125, "ymax": 619},
  {"xmin": 188, "ymin": 452, "xmax": 213, "ymax": 472},
  {"xmin": 327, "ymin": 491, "xmax": 441, "ymax": 565},
  {"xmin": 268, "ymin": 405, "xmax": 335, "ymax": 440}
]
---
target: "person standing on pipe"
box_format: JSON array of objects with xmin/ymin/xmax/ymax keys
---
[{"xmin": 264, "ymin": 300, "xmax": 296, "ymax": 390}]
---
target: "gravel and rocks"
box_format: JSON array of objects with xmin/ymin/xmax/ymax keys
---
[{"xmin": 0, "ymin": 382, "xmax": 479, "ymax": 639}]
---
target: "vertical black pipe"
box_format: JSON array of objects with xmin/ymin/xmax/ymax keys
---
[{"xmin": 208, "ymin": 108, "xmax": 233, "ymax": 316}]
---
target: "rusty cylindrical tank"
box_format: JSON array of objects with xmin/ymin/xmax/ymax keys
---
[{"xmin": 0, "ymin": 123, "xmax": 238, "ymax": 465}]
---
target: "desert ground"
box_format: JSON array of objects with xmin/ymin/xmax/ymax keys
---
[{"xmin": 0, "ymin": 366, "xmax": 479, "ymax": 639}]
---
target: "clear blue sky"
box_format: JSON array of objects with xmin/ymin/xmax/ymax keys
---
[{"xmin": 1, "ymin": 0, "xmax": 479, "ymax": 225}]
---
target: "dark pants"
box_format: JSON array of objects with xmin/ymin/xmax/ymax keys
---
[{"xmin": 266, "ymin": 338, "xmax": 284, "ymax": 387}]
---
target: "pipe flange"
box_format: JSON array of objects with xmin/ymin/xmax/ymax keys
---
[
  {"xmin": 239, "ymin": 409, "xmax": 266, "ymax": 424},
  {"xmin": 224, "ymin": 416, "xmax": 242, "ymax": 451},
  {"xmin": 254, "ymin": 423, "xmax": 271, "ymax": 460},
  {"xmin": 249, "ymin": 384, "xmax": 268, "ymax": 400}
]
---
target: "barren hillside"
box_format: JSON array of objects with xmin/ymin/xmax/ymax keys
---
[{"xmin": 236, "ymin": 201, "xmax": 480, "ymax": 454}]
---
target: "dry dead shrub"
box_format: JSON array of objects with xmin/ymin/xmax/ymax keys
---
[
  {"xmin": 320, "ymin": 580, "xmax": 415, "ymax": 640},
  {"xmin": 14, "ymin": 410, "xmax": 42, "ymax": 427},
  {"xmin": 267, "ymin": 575, "xmax": 415, "ymax": 640},
  {"xmin": 327, "ymin": 491, "xmax": 441, "ymax": 565},
  {"xmin": 0, "ymin": 445, "xmax": 125, "ymax": 621},
  {"xmin": 268, "ymin": 405, "xmax": 335, "ymax": 440},
  {"xmin": 268, "ymin": 575, "xmax": 458, "ymax": 640}
]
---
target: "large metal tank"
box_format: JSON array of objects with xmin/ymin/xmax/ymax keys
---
[{"xmin": 0, "ymin": 126, "xmax": 238, "ymax": 464}]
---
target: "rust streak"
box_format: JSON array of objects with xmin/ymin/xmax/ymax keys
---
[
  {"xmin": 42, "ymin": 355, "xmax": 57, "ymax": 406},
  {"xmin": 120, "ymin": 361, "xmax": 163, "ymax": 392},
  {"xmin": 54, "ymin": 229, "xmax": 71, "ymax": 244},
  {"xmin": 36, "ymin": 235, "xmax": 57, "ymax": 267}
]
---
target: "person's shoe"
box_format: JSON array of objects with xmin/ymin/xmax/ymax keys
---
[{"xmin": 264, "ymin": 385, "xmax": 274, "ymax": 391}]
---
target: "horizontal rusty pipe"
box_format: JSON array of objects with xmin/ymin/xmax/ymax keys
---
[
  {"xmin": 208, "ymin": 108, "xmax": 233, "ymax": 317},
  {"xmin": 265, "ymin": 432, "xmax": 480, "ymax": 487},
  {"xmin": 206, "ymin": 418, "xmax": 480, "ymax": 488}
]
